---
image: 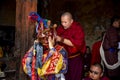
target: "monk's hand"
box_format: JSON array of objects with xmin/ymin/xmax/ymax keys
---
[
  {"xmin": 56, "ymin": 36, "xmax": 64, "ymax": 43},
  {"xmin": 56, "ymin": 36, "xmax": 62, "ymax": 42}
]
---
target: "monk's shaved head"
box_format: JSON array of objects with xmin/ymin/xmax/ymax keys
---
[
  {"xmin": 61, "ymin": 12, "xmax": 73, "ymax": 20},
  {"xmin": 60, "ymin": 12, "xmax": 73, "ymax": 29}
]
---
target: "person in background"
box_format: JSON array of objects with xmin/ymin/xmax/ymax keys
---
[
  {"xmin": 56, "ymin": 12, "xmax": 86, "ymax": 80},
  {"xmin": 83, "ymin": 63, "xmax": 110, "ymax": 80},
  {"xmin": 91, "ymin": 32, "xmax": 105, "ymax": 65},
  {"xmin": 100, "ymin": 16, "xmax": 120, "ymax": 80},
  {"xmin": 83, "ymin": 46, "xmax": 92, "ymax": 77}
]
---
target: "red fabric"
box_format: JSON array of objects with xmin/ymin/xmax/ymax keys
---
[
  {"xmin": 57, "ymin": 22, "xmax": 86, "ymax": 57},
  {"xmin": 84, "ymin": 76, "xmax": 110, "ymax": 80},
  {"xmin": 101, "ymin": 76, "xmax": 110, "ymax": 80},
  {"xmin": 91, "ymin": 41, "xmax": 102, "ymax": 65},
  {"xmin": 32, "ymin": 54, "xmax": 37, "ymax": 80}
]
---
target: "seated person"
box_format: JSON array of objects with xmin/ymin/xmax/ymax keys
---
[{"xmin": 83, "ymin": 63, "xmax": 110, "ymax": 80}]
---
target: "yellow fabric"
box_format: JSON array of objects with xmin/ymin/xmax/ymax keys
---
[
  {"xmin": 37, "ymin": 53, "xmax": 63, "ymax": 77},
  {"xmin": 55, "ymin": 55, "xmax": 63, "ymax": 73},
  {"xmin": 23, "ymin": 65, "xmax": 27, "ymax": 74}
]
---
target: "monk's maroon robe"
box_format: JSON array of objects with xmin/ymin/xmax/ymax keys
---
[{"xmin": 57, "ymin": 21, "xmax": 86, "ymax": 80}]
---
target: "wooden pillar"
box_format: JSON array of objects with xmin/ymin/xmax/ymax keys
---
[{"xmin": 15, "ymin": 0, "xmax": 37, "ymax": 80}]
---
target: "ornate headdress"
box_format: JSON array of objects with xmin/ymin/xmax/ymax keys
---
[{"xmin": 28, "ymin": 12, "xmax": 57, "ymax": 45}]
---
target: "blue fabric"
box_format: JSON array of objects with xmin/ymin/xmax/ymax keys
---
[
  {"xmin": 29, "ymin": 12, "xmax": 48, "ymax": 33},
  {"xmin": 109, "ymin": 47, "xmax": 115, "ymax": 53},
  {"xmin": 29, "ymin": 12, "xmax": 41, "ymax": 22},
  {"xmin": 34, "ymin": 42, "xmax": 43, "ymax": 68}
]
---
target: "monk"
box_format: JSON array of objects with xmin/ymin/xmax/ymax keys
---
[{"xmin": 56, "ymin": 12, "xmax": 86, "ymax": 80}]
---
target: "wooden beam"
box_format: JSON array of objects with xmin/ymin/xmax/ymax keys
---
[{"xmin": 15, "ymin": 0, "xmax": 37, "ymax": 79}]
